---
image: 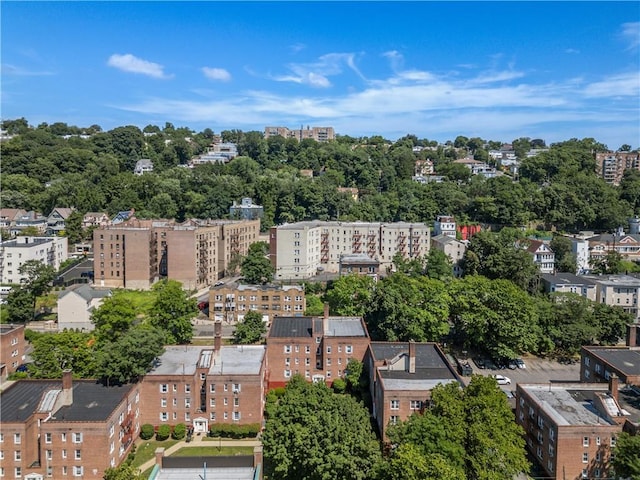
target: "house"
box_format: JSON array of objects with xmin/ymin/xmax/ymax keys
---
[
  {"xmin": 10, "ymin": 211, "xmax": 48, "ymax": 236},
  {"xmin": 586, "ymin": 231, "xmax": 640, "ymax": 264},
  {"xmin": 137, "ymin": 325, "xmax": 266, "ymax": 434},
  {"xmin": 230, "ymin": 198, "xmax": 264, "ymax": 221},
  {"xmin": 0, "ymin": 236, "xmax": 68, "ymax": 284},
  {"xmin": 0, "ymin": 371, "xmax": 140, "ymax": 479},
  {"xmin": 191, "ymin": 142, "xmax": 238, "ymax": 165},
  {"xmin": 110, "ymin": 209, "xmax": 135, "ymax": 225},
  {"xmin": 433, "ymin": 215, "xmax": 456, "ymax": 238},
  {"xmin": 337, "ymin": 187, "xmax": 359, "ymax": 202},
  {"xmin": 414, "ymin": 159, "xmax": 434, "ymax": 176},
  {"xmin": 264, "ymin": 126, "xmax": 335, "ymax": 143},
  {"xmin": 453, "ymin": 157, "xmax": 499, "ymax": 178},
  {"xmin": 0, "ymin": 324, "xmax": 26, "ymax": 380},
  {"xmin": 583, "ymin": 274, "xmax": 640, "ymax": 321},
  {"xmin": 430, "ymin": 234, "xmax": 467, "ymax": 277},
  {"xmin": 82, "ymin": 212, "xmax": 110, "ymax": 230},
  {"xmin": 134, "ymin": 158, "xmax": 154, "ymax": 175},
  {"xmin": 523, "ymin": 239, "xmax": 555, "ymax": 274},
  {"xmin": 57, "ymin": 285, "xmax": 112, "ymax": 332},
  {"xmin": 338, "ymin": 254, "xmax": 380, "ymax": 280},
  {"xmin": 0, "ymin": 208, "xmax": 27, "ymax": 234},
  {"xmin": 595, "ymin": 151, "xmax": 640, "ymax": 185},
  {"xmin": 209, "ymin": 283, "xmax": 305, "ymax": 324},
  {"xmin": 46, "ymin": 207, "xmax": 75, "ymax": 235},
  {"xmin": 516, "ymin": 379, "xmax": 640, "ymax": 480},
  {"xmin": 366, "ymin": 341, "xmax": 461, "ymax": 439},
  {"xmin": 265, "ymin": 306, "xmax": 370, "ymax": 388},
  {"xmin": 540, "ymin": 273, "xmax": 597, "ymax": 301}
]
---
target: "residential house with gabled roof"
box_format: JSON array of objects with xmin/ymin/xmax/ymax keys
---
[
  {"xmin": 587, "ymin": 232, "xmax": 640, "ymax": 263},
  {"xmin": 0, "ymin": 209, "xmax": 27, "ymax": 235},
  {"xmin": 11, "ymin": 211, "xmax": 48, "ymax": 236},
  {"xmin": 523, "ymin": 239, "xmax": 555, "ymax": 274},
  {"xmin": 366, "ymin": 341, "xmax": 462, "ymax": 439},
  {"xmin": 82, "ymin": 212, "xmax": 110, "ymax": 230},
  {"xmin": 46, "ymin": 207, "xmax": 75, "ymax": 235},
  {"xmin": 57, "ymin": 284, "xmax": 112, "ymax": 332},
  {"xmin": 0, "ymin": 371, "xmax": 139, "ymax": 479}
]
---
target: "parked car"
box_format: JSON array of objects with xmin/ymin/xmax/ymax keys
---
[
  {"xmin": 473, "ymin": 357, "xmax": 486, "ymax": 369},
  {"xmin": 507, "ymin": 359, "xmax": 518, "ymax": 370},
  {"xmin": 485, "ymin": 358, "xmax": 498, "ymax": 370},
  {"xmin": 501, "ymin": 388, "xmax": 515, "ymax": 399},
  {"xmin": 214, "ymin": 281, "xmax": 224, "ymax": 286},
  {"xmin": 516, "ymin": 358, "xmax": 526, "ymax": 369},
  {"xmin": 492, "ymin": 374, "xmax": 511, "ymax": 385},
  {"xmin": 197, "ymin": 301, "xmax": 209, "ymax": 311}
]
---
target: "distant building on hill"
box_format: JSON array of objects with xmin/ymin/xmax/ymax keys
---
[
  {"xmin": 264, "ymin": 126, "xmax": 335, "ymax": 142},
  {"xmin": 230, "ymin": 198, "xmax": 264, "ymax": 221}
]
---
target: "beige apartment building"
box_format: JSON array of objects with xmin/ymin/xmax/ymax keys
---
[
  {"xmin": 0, "ymin": 236, "xmax": 68, "ymax": 285},
  {"xmin": 264, "ymin": 126, "xmax": 335, "ymax": 142},
  {"xmin": 595, "ymin": 151, "xmax": 640, "ymax": 185},
  {"xmin": 93, "ymin": 218, "xmax": 260, "ymax": 289},
  {"xmin": 209, "ymin": 283, "xmax": 305, "ymax": 324},
  {"xmin": 269, "ymin": 221, "xmax": 430, "ymax": 280}
]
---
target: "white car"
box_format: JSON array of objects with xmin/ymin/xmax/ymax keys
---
[
  {"xmin": 492, "ymin": 374, "xmax": 511, "ymax": 385},
  {"xmin": 516, "ymin": 358, "xmax": 526, "ymax": 369}
]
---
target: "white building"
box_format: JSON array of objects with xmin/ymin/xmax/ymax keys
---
[
  {"xmin": 270, "ymin": 221, "xmax": 430, "ymax": 280},
  {"xmin": 134, "ymin": 158, "xmax": 154, "ymax": 175},
  {"xmin": 434, "ymin": 215, "xmax": 456, "ymax": 238},
  {"xmin": 57, "ymin": 284, "xmax": 112, "ymax": 332},
  {"xmin": 0, "ymin": 236, "xmax": 68, "ymax": 284}
]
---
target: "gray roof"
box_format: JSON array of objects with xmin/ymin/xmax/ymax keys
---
[
  {"xmin": 58, "ymin": 284, "xmax": 112, "ymax": 302},
  {"xmin": 212, "ymin": 283, "xmax": 303, "ymax": 292},
  {"xmin": 339, "ymin": 254, "xmax": 379, "ymax": 265},
  {"xmin": 583, "ymin": 347, "xmax": 640, "ymax": 378},
  {"xmin": 584, "ymin": 274, "xmax": 640, "ymax": 287},
  {"xmin": 1, "ymin": 380, "xmax": 134, "ymax": 423},
  {"xmin": 276, "ymin": 220, "xmax": 428, "ymax": 230},
  {"xmin": 540, "ymin": 273, "xmax": 596, "ymax": 286},
  {"xmin": 0, "ymin": 237, "xmax": 54, "ymax": 248},
  {"xmin": 209, "ymin": 345, "xmax": 265, "ymax": 376},
  {"xmin": 147, "ymin": 346, "xmax": 203, "ymax": 376},
  {"xmin": 431, "ymin": 234, "xmax": 462, "ymax": 245},
  {"xmin": 268, "ymin": 316, "xmax": 367, "ymax": 338},
  {"xmin": 154, "ymin": 467, "xmax": 256, "ymax": 480}
]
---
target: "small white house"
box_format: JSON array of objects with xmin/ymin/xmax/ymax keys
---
[{"xmin": 57, "ymin": 284, "xmax": 111, "ymax": 332}]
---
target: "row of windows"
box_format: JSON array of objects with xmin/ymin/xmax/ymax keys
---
[
  {"xmin": 390, "ymin": 400, "xmax": 423, "ymax": 410},
  {"xmin": 284, "ymin": 369, "xmax": 343, "ymax": 379},
  {"xmin": 0, "ymin": 465, "xmax": 84, "ymax": 477},
  {"xmin": 283, "ymin": 345, "xmax": 353, "ymax": 354},
  {"xmin": 0, "ymin": 448, "xmax": 84, "ymax": 461},
  {"xmin": 0, "ymin": 432, "xmax": 82, "ymax": 444},
  {"xmin": 160, "ymin": 411, "xmax": 242, "ymax": 422}
]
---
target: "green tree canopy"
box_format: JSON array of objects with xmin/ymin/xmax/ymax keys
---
[
  {"xmin": 262, "ymin": 375, "xmax": 382, "ymax": 480},
  {"xmin": 91, "ymin": 292, "xmax": 137, "ymax": 343},
  {"xmin": 611, "ymin": 431, "xmax": 640, "ymax": 479},
  {"xmin": 28, "ymin": 330, "xmax": 97, "ymax": 378},
  {"xmin": 325, "ymin": 274, "xmax": 376, "ymax": 317},
  {"xmin": 241, "ymin": 242, "xmax": 275, "ymax": 284},
  {"xmin": 148, "ymin": 279, "xmax": 197, "ymax": 344},
  {"xmin": 232, "ymin": 310, "xmax": 267, "ymax": 344}
]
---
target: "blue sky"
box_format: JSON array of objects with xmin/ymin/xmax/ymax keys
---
[{"xmin": 2, "ymin": 2, "xmax": 639, "ymax": 148}]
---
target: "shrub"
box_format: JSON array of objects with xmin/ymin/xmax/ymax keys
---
[
  {"xmin": 208, "ymin": 423, "xmax": 260, "ymax": 438},
  {"xmin": 273, "ymin": 387, "xmax": 286, "ymax": 398},
  {"xmin": 331, "ymin": 378, "xmax": 346, "ymax": 393},
  {"xmin": 156, "ymin": 424, "xmax": 171, "ymax": 441},
  {"xmin": 140, "ymin": 424, "xmax": 154, "ymax": 440},
  {"xmin": 172, "ymin": 423, "xmax": 187, "ymax": 440}
]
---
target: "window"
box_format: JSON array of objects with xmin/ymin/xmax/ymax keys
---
[
  {"xmin": 316, "ymin": 336, "xmax": 321, "ymax": 344},
  {"xmin": 160, "ymin": 384, "xmax": 168, "ymax": 393},
  {"xmin": 13, "ymin": 433, "xmax": 20, "ymax": 444},
  {"xmin": 596, "ymin": 436, "xmax": 601, "ymax": 446},
  {"xmin": 73, "ymin": 466, "xmax": 83, "ymax": 477},
  {"xmin": 185, "ymin": 385, "xmax": 191, "ymax": 393},
  {"xmin": 224, "ymin": 398, "xmax": 228, "ymax": 406},
  {"xmin": 284, "ymin": 369, "xmax": 292, "ymax": 378},
  {"xmin": 583, "ymin": 436, "xmax": 589, "ymax": 447},
  {"xmin": 345, "ymin": 345, "xmax": 353, "ymax": 354},
  {"xmin": 160, "ymin": 412, "xmax": 168, "ymax": 421},
  {"xmin": 72, "ymin": 433, "xmax": 82, "ymax": 443},
  {"xmin": 210, "ymin": 384, "xmax": 216, "ymax": 393},
  {"xmin": 173, "ymin": 384, "xmax": 177, "ymax": 392},
  {"xmin": 210, "ymin": 413, "xmax": 216, "ymax": 421},
  {"xmin": 224, "ymin": 384, "xmax": 228, "ymax": 392},
  {"xmin": 284, "ymin": 345, "xmax": 291, "ymax": 353},
  {"xmin": 390, "ymin": 415, "xmax": 399, "ymax": 425},
  {"xmin": 594, "ymin": 469, "xmax": 601, "ymax": 478},
  {"xmin": 75, "ymin": 449, "xmax": 81, "ymax": 460},
  {"xmin": 62, "ymin": 467, "xmax": 67, "ymax": 476},
  {"xmin": 62, "ymin": 449, "xmax": 67, "ymax": 459},
  {"xmin": 326, "ymin": 346, "xmax": 332, "ymax": 354},
  {"xmin": 582, "ymin": 469, "xmax": 588, "ymax": 479},
  {"xmin": 538, "ymin": 416, "xmax": 544, "ymax": 429},
  {"xmin": 46, "ymin": 450, "xmax": 53, "ymax": 460},
  {"xmin": 305, "ymin": 346, "xmax": 311, "ymax": 354},
  {"xmin": 548, "ymin": 444, "xmax": 554, "ymax": 457},
  {"xmin": 173, "ymin": 398, "xmax": 177, "ymax": 407},
  {"xmin": 285, "ymin": 357, "xmax": 290, "ymax": 366},
  {"xmin": 611, "ymin": 436, "xmax": 617, "ymax": 447},
  {"xmin": 410, "ymin": 400, "xmax": 422, "ymax": 410},
  {"xmin": 185, "ymin": 413, "xmax": 191, "ymax": 422},
  {"xmin": 584, "ymin": 357, "xmax": 590, "ymax": 366},
  {"xmin": 233, "ymin": 411, "xmax": 241, "ymax": 421},
  {"xmin": 582, "ymin": 452, "xmax": 588, "ymax": 463},
  {"xmin": 233, "ymin": 383, "xmax": 240, "ymax": 393},
  {"xmin": 234, "ymin": 397, "xmax": 239, "ymax": 407},
  {"xmin": 14, "ymin": 468, "xmax": 21, "ymax": 478},
  {"xmin": 0, "ymin": 433, "xmax": 3, "ymax": 442},
  {"xmin": 185, "ymin": 398, "xmax": 191, "ymax": 408},
  {"xmin": 45, "ymin": 432, "xmax": 52, "ymax": 443},
  {"xmin": 200, "ymin": 373, "xmax": 206, "ymax": 380},
  {"xmin": 390, "ymin": 399, "xmax": 399, "ymax": 410},
  {"xmin": 14, "ymin": 451, "xmax": 21, "ymax": 461},
  {"xmin": 161, "ymin": 398, "xmax": 167, "ymax": 407}
]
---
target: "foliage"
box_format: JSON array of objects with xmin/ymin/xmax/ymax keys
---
[
  {"xmin": 208, "ymin": 423, "xmax": 261, "ymax": 438},
  {"xmin": 377, "ymin": 445, "xmax": 465, "ymax": 480},
  {"xmin": 549, "ymin": 235, "xmax": 576, "ymax": 273},
  {"xmin": 262, "ymin": 375, "xmax": 382, "ymax": 480},
  {"xmin": 156, "ymin": 424, "xmax": 171, "ymax": 441},
  {"xmin": 19, "ymin": 260, "xmax": 56, "ymax": 298},
  {"xmin": 331, "ymin": 377, "xmax": 347, "ymax": 393},
  {"xmin": 232, "ymin": 310, "xmax": 266, "ymax": 344},
  {"xmin": 148, "ymin": 279, "xmax": 197, "ymax": 344},
  {"xmin": 103, "ymin": 464, "xmax": 143, "ymax": 480},
  {"xmin": 591, "ymin": 251, "xmax": 625, "ymax": 274},
  {"xmin": 424, "ymin": 249, "xmax": 453, "ymax": 281},
  {"xmin": 6, "ymin": 287, "xmax": 35, "ymax": 323},
  {"xmin": 28, "ymin": 330, "xmax": 97, "ymax": 378},
  {"xmin": 171, "ymin": 423, "xmax": 187, "ymax": 440},
  {"xmin": 611, "ymin": 432, "xmax": 640, "ymax": 479},
  {"xmin": 387, "ymin": 376, "xmax": 528, "ymax": 480},
  {"xmin": 91, "ymin": 292, "xmax": 137, "ymax": 343},
  {"xmin": 140, "ymin": 424, "xmax": 155, "ymax": 440},
  {"xmin": 304, "ymin": 294, "xmax": 325, "ymax": 316},
  {"xmin": 95, "ymin": 325, "xmax": 165, "ymax": 385},
  {"xmin": 241, "ymin": 242, "xmax": 274, "ymax": 284},
  {"xmin": 325, "ymin": 274, "xmax": 376, "ymax": 317},
  {"xmin": 366, "ymin": 274, "xmax": 450, "ymax": 342}
]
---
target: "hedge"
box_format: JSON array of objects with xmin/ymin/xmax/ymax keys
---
[
  {"xmin": 140, "ymin": 424, "xmax": 155, "ymax": 440},
  {"xmin": 156, "ymin": 424, "xmax": 171, "ymax": 441},
  {"xmin": 172, "ymin": 423, "xmax": 187, "ymax": 440},
  {"xmin": 208, "ymin": 423, "xmax": 261, "ymax": 439}
]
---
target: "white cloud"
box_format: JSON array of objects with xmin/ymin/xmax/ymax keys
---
[
  {"xmin": 620, "ymin": 22, "xmax": 640, "ymax": 50},
  {"xmin": 1, "ymin": 63, "xmax": 54, "ymax": 76},
  {"xmin": 107, "ymin": 53, "xmax": 170, "ymax": 79},
  {"xmin": 271, "ymin": 52, "xmax": 364, "ymax": 87},
  {"xmin": 202, "ymin": 67, "xmax": 231, "ymax": 82},
  {"xmin": 582, "ymin": 72, "xmax": 640, "ymax": 97},
  {"xmin": 564, "ymin": 48, "xmax": 580, "ymax": 54},
  {"xmin": 382, "ymin": 50, "xmax": 403, "ymax": 71}
]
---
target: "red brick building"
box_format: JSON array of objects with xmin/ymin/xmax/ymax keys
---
[
  {"xmin": 265, "ymin": 307, "xmax": 370, "ymax": 389},
  {"xmin": 366, "ymin": 341, "xmax": 461, "ymax": 439},
  {"xmin": 0, "ymin": 324, "xmax": 25, "ymax": 381},
  {"xmin": 0, "ymin": 371, "xmax": 139, "ymax": 478},
  {"xmin": 138, "ymin": 326, "xmax": 266, "ymax": 434},
  {"xmin": 516, "ymin": 379, "xmax": 640, "ymax": 480}
]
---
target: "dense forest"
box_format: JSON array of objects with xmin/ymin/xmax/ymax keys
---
[{"xmin": 2, "ymin": 118, "xmax": 638, "ymax": 234}]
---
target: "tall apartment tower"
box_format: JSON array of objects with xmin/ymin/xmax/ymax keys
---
[{"xmin": 93, "ymin": 218, "xmax": 260, "ymax": 289}]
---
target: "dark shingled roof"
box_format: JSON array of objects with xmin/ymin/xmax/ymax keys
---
[
  {"xmin": 268, "ymin": 317, "xmax": 313, "ymax": 338},
  {"xmin": 1, "ymin": 380, "xmax": 134, "ymax": 424}
]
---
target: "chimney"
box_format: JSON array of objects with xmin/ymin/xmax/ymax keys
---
[
  {"xmin": 60, "ymin": 369, "xmax": 73, "ymax": 406},
  {"xmin": 626, "ymin": 324, "xmax": 638, "ymax": 347},
  {"xmin": 155, "ymin": 447, "xmax": 165, "ymax": 467},
  {"xmin": 609, "ymin": 373, "xmax": 619, "ymax": 403},
  {"xmin": 408, "ymin": 341, "xmax": 416, "ymax": 374},
  {"xmin": 214, "ymin": 320, "xmax": 222, "ymax": 352},
  {"xmin": 253, "ymin": 445, "xmax": 263, "ymax": 469},
  {"xmin": 323, "ymin": 303, "xmax": 329, "ymax": 334}
]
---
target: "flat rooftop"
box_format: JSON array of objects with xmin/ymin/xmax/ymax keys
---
[
  {"xmin": 209, "ymin": 346, "xmax": 265, "ymax": 376},
  {"xmin": 541, "ymin": 273, "xmax": 596, "ymax": 285},
  {"xmin": 148, "ymin": 346, "xmax": 265, "ymax": 377},
  {"xmin": 147, "ymin": 346, "xmax": 203, "ymax": 376},
  {"xmin": 1, "ymin": 380, "xmax": 134, "ymax": 423},
  {"xmin": 154, "ymin": 468, "xmax": 255, "ymax": 480},
  {"xmin": 268, "ymin": 316, "xmax": 367, "ymax": 338},
  {"xmin": 583, "ymin": 346, "xmax": 640, "ymax": 377}
]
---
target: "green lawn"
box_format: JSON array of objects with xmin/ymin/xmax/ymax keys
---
[
  {"xmin": 171, "ymin": 446, "xmax": 254, "ymax": 456},
  {"xmin": 130, "ymin": 439, "xmax": 180, "ymax": 468},
  {"xmin": 111, "ymin": 289, "xmax": 157, "ymax": 318}
]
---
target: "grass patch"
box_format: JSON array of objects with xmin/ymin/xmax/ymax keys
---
[
  {"xmin": 171, "ymin": 446, "xmax": 254, "ymax": 456},
  {"xmin": 112, "ymin": 289, "xmax": 157, "ymax": 319},
  {"xmin": 131, "ymin": 439, "xmax": 180, "ymax": 468},
  {"xmin": 35, "ymin": 293, "xmax": 58, "ymax": 311}
]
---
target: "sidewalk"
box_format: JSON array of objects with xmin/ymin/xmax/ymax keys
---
[{"xmin": 136, "ymin": 435, "xmax": 262, "ymax": 474}]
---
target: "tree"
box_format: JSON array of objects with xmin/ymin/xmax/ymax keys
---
[
  {"xmin": 19, "ymin": 259, "xmax": 56, "ymax": 298},
  {"xmin": 611, "ymin": 432, "xmax": 640, "ymax": 479},
  {"xmin": 156, "ymin": 424, "xmax": 171, "ymax": 441},
  {"xmin": 591, "ymin": 251, "xmax": 625, "ymax": 274},
  {"xmin": 6, "ymin": 287, "xmax": 35, "ymax": 323},
  {"xmin": 550, "ymin": 235, "xmax": 576, "ymax": 273},
  {"xmin": 241, "ymin": 242, "xmax": 274, "ymax": 284},
  {"xmin": 91, "ymin": 292, "xmax": 137, "ymax": 343},
  {"xmin": 378, "ymin": 445, "xmax": 465, "ymax": 480},
  {"xmin": 148, "ymin": 279, "xmax": 197, "ymax": 344},
  {"xmin": 95, "ymin": 325, "xmax": 165, "ymax": 385},
  {"xmin": 262, "ymin": 375, "xmax": 382, "ymax": 480},
  {"xmin": 544, "ymin": 293, "xmax": 599, "ymax": 356},
  {"xmin": 28, "ymin": 331, "xmax": 97, "ymax": 378},
  {"xmin": 63, "ymin": 210, "xmax": 85, "ymax": 244},
  {"xmin": 324, "ymin": 274, "xmax": 376, "ymax": 317},
  {"xmin": 103, "ymin": 464, "xmax": 144, "ymax": 480},
  {"xmin": 424, "ymin": 249, "xmax": 453, "ymax": 281},
  {"xmin": 232, "ymin": 310, "xmax": 266, "ymax": 344},
  {"xmin": 345, "ymin": 358, "xmax": 366, "ymax": 393},
  {"xmin": 140, "ymin": 424, "xmax": 154, "ymax": 440}
]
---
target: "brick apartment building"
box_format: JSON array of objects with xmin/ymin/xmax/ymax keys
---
[
  {"xmin": 265, "ymin": 306, "xmax": 370, "ymax": 388},
  {"xmin": 93, "ymin": 217, "xmax": 260, "ymax": 290},
  {"xmin": 264, "ymin": 126, "xmax": 335, "ymax": 143},
  {"xmin": 595, "ymin": 151, "xmax": 640, "ymax": 185},
  {"xmin": 269, "ymin": 221, "xmax": 430, "ymax": 280},
  {"xmin": 580, "ymin": 325, "xmax": 640, "ymax": 385},
  {"xmin": 209, "ymin": 283, "xmax": 305, "ymax": 324},
  {"xmin": 0, "ymin": 371, "xmax": 139, "ymax": 479},
  {"xmin": 138, "ymin": 325, "xmax": 266, "ymax": 434},
  {"xmin": 0, "ymin": 324, "xmax": 26, "ymax": 381},
  {"xmin": 366, "ymin": 341, "xmax": 461, "ymax": 439},
  {"xmin": 516, "ymin": 378, "xmax": 640, "ymax": 480}
]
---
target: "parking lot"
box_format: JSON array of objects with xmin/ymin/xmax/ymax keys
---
[{"xmin": 460, "ymin": 355, "xmax": 582, "ymax": 389}]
